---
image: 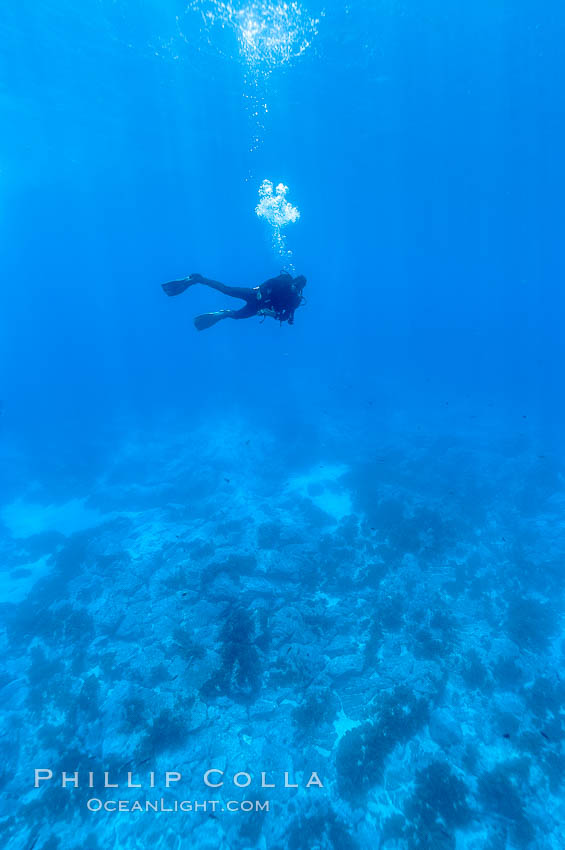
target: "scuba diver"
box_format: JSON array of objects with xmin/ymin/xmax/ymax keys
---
[{"xmin": 161, "ymin": 271, "xmax": 307, "ymax": 331}]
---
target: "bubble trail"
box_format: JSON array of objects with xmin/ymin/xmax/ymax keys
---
[{"xmin": 255, "ymin": 179, "xmax": 300, "ymax": 267}]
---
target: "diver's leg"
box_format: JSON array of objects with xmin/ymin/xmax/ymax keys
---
[
  {"xmin": 162, "ymin": 273, "xmax": 252, "ymax": 299},
  {"xmin": 197, "ymin": 277, "xmax": 256, "ymax": 301},
  {"xmin": 193, "ymin": 303, "xmax": 257, "ymax": 331}
]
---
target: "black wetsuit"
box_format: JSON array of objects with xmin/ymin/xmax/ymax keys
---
[
  {"xmin": 200, "ymin": 272, "xmax": 303, "ymax": 323},
  {"xmin": 257, "ymin": 273, "xmax": 303, "ymax": 323},
  {"xmin": 161, "ymin": 270, "xmax": 305, "ymax": 330}
]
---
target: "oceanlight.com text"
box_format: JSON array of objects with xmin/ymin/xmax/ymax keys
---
[{"xmin": 86, "ymin": 798, "xmax": 270, "ymax": 813}]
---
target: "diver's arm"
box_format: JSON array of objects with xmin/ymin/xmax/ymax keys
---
[{"xmin": 283, "ymin": 308, "xmax": 296, "ymax": 324}]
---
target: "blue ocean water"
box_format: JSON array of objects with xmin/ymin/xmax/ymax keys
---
[{"xmin": 1, "ymin": 0, "xmax": 564, "ymax": 847}]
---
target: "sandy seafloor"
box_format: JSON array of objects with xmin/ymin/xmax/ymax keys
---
[{"xmin": 1, "ymin": 414, "xmax": 564, "ymax": 850}]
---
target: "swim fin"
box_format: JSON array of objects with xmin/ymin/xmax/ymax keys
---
[
  {"xmin": 161, "ymin": 277, "xmax": 193, "ymax": 297},
  {"xmin": 194, "ymin": 312, "xmax": 228, "ymax": 331}
]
